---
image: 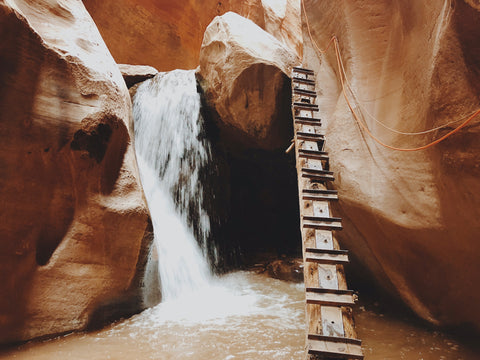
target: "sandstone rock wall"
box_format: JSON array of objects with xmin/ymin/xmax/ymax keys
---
[
  {"xmin": 302, "ymin": 0, "xmax": 480, "ymax": 330},
  {"xmin": 82, "ymin": 0, "xmax": 302, "ymax": 71},
  {"xmin": 0, "ymin": 0, "xmax": 150, "ymax": 343}
]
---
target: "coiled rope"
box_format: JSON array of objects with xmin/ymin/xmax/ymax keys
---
[{"xmin": 301, "ymin": 0, "xmax": 480, "ymax": 151}]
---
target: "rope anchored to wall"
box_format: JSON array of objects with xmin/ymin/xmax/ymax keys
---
[{"xmin": 301, "ymin": 0, "xmax": 480, "ymax": 152}]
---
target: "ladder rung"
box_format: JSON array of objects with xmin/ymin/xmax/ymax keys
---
[
  {"xmin": 305, "ymin": 247, "xmax": 349, "ymax": 264},
  {"xmin": 294, "ymin": 105, "xmax": 319, "ymax": 112},
  {"xmin": 299, "ymin": 148, "xmax": 328, "ymax": 155},
  {"xmin": 303, "ymin": 188, "xmax": 338, "ymax": 195},
  {"xmin": 299, "ymin": 149, "xmax": 329, "ymax": 161},
  {"xmin": 306, "ymin": 287, "xmax": 355, "ymax": 306},
  {"xmin": 296, "ymin": 132, "xmax": 325, "ymax": 141},
  {"xmin": 303, "ymin": 215, "xmax": 342, "ymax": 222},
  {"xmin": 308, "ymin": 334, "xmax": 362, "ymax": 346},
  {"xmin": 293, "ymin": 102, "xmax": 318, "ymax": 109},
  {"xmin": 302, "ymin": 188, "xmax": 338, "ymax": 200},
  {"xmin": 295, "ymin": 116, "xmax": 321, "ymax": 122},
  {"xmin": 295, "ymin": 118, "xmax": 322, "ymax": 126},
  {"xmin": 293, "ymin": 66, "xmax": 314, "ymax": 75},
  {"xmin": 303, "ymin": 221, "xmax": 342, "ymax": 231},
  {"xmin": 302, "ymin": 168, "xmax": 333, "ymax": 176},
  {"xmin": 302, "ymin": 173, "xmax": 335, "ymax": 183},
  {"xmin": 292, "ymin": 77, "xmax": 315, "ymax": 85},
  {"xmin": 307, "ymin": 334, "xmax": 364, "ymax": 359},
  {"xmin": 294, "ymin": 88, "xmax": 317, "ymax": 97},
  {"xmin": 303, "ymin": 217, "xmax": 342, "ymax": 230}
]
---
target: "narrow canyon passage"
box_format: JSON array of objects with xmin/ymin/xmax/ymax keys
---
[
  {"xmin": 1, "ymin": 0, "xmax": 480, "ymax": 357},
  {"xmin": 1, "ymin": 67, "xmax": 478, "ymax": 360}
]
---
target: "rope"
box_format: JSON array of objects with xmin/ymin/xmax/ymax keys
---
[
  {"xmin": 334, "ymin": 42, "xmax": 475, "ymax": 136},
  {"xmin": 300, "ymin": 0, "xmax": 480, "ymax": 151}
]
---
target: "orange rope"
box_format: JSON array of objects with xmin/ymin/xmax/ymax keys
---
[{"xmin": 300, "ymin": 0, "xmax": 480, "ymax": 151}]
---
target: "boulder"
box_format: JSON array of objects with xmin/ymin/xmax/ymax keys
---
[
  {"xmin": 82, "ymin": 0, "xmax": 302, "ymax": 71},
  {"xmin": 266, "ymin": 258, "xmax": 304, "ymax": 282},
  {"xmin": 118, "ymin": 64, "xmax": 158, "ymax": 88},
  {"xmin": 302, "ymin": 0, "xmax": 480, "ymax": 331},
  {"xmin": 0, "ymin": 0, "xmax": 150, "ymax": 343},
  {"xmin": 197, "ymin": 12, "xmax": 299, "ymax": 150}
]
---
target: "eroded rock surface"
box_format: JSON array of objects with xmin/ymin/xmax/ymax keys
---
[
  {"xmin": 197, "ymin": 12, "xmax": 299, "ymax": 150},
  {"xmin": 82, "ymin": 0, "xmax": 302, "ymax": 71},
  {"xmin": 302, "ymin": 0, "xmax": 480, "ymax": 330},
  {"xmin": 0, "ymin": 0, "xmax": 150, "ymax": 343}
]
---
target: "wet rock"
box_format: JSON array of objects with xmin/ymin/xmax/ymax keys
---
[
  {"xmin": 266, "ymin": 258, "xmax": 304, "ymax": 283},
  {"xmin": 197, "ymin": 12, "xmax": 299, "ymax": 150},
  {"xmin": 118, "ymin": 64, "xmax": 158, "ymax": 88},
  {"xmin": 0, "ymin": 0, "xmax": 150, "ymax": 343},
  {"xmin": 302, "ymin": 0, "xmax": 480, "ymax": 331}
]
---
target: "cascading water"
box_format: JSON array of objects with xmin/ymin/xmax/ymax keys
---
[{"xmin": 132, "ymin": 69, "xmax": 214, "ymax": 301}]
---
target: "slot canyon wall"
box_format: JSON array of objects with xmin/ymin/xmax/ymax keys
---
[
  {"xmin": 0, "ymin": 0, "xmax": 151, "ymax": 344},
  {"xmin": 301, "ymin": 0, "xmax": 480, "ymax": 331},
  {"xmin": 2, "ymin": 0, "xmax": 479, "ymax": 345},
  {"xmin": 82, "ymin": 0, "xmax": 303, "ymax": 71}
]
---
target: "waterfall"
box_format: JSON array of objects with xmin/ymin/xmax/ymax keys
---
[{"xmin": 132, "ymin": 70, "xmax": 213, "ymax": 302}]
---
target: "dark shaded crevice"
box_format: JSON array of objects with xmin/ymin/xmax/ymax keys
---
[
  {"xmin": 197, "ymin": 76, "xmax": 302, "ymax": 272},
  {"xmin": 70, "ymin": 122, "xmax": 112, "ymax": 163}
]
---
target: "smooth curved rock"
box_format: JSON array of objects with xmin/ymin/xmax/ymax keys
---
[
  {"xmin": 302, "ymin": 0, "xmax": 480, "ymax": 331},
  {"xmin": 118, "ymin": 64, "xmax": 158, "ymax": 88},
  {"xmin": 82, "ymin": 0, "xmax": 302, "ymax": 71},
  {"xmin": 0, "ymin": 0, "xmax": 150, "ymax": 343},
  {"xmin": 198, "ymin": 12, "xmax": 299, "ymax": 150}
]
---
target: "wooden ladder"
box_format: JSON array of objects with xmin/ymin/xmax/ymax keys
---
[{"xmin": 291, "ymin": 66, "xmax": 364, "ymax": 360}]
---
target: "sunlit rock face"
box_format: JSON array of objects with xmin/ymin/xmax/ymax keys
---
[
  {"xmin": 197, "ymin": 12, "xmax": 299, "ymax": 150},
  {"xmin": 0, "ymin": 0, "xmax": 150, "ymax": 343},
  {"xmin": 302, "ymin": 0, "xmax": 480, "ymax": 330},
  {"xmin": 82, "ymin": 0, "xmax": 302, "ymax": 71}
]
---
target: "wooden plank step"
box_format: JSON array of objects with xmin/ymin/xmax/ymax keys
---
[
  {"xmin": 295, "ymin": 116, "xmax": 321, "ymax": 122},
  {"xmin": 299, "ymin": 149, "xmax": 329, "ymax": 161},
  {"xmin": 293, "ymin": 66, "xmax": 315, "ymax": 75},
  {"xmin": 307, "ymin": 334, "xmax": 364, "ymax": 359},
  {"xmin": 302, "ymin": 188, "xmax": 338, "ymax": 201},
  {"xmin": 303, "ymin": 215, "xmax": 342, "ymax": 222},
  {"xmin": 296, "ymin": 132, "xmax": 325, "ymax": 141},
  {"xmin": 293, "ymin": 102, "xmax": 318, "ymax": 109},
  {"xmin": 292, "ymin": 77, "xmax": 315, "ymax": 85},
  {"xmin": 302, "ymin": 172, "xmax": 335, "ymax": 183},
  {"xmin": 302, "ymin": 168, "xmax": 333, "ymax": 176},
  {"xmin": 294, "ymin": 105, "xmax": 320, "ymax": 112},
  {"xmin": 305, "ymin": 247, "xmax": 349, "ymax": 264},
  {"xmin": 303, "ymin": 215, "xmax": 342, "ymax": 230},
  {"xmin": 295, "ymin": 118, "xmax": 322, "ymax": 126},
  {"xmin": 294, "ymin": 88, "xmax": 317, "ymax": 97},
  {"xmin": 306, "ymin": 288, "xmax": 355, "ymax": 306}
]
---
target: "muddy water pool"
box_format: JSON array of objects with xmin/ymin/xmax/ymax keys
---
[{"xmin": 1, "ymin": 272, "xmax": 477, "ymax": 360}]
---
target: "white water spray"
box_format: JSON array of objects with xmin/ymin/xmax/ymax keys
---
[{"xmin": 132, "ymin": 70, "xmax": 213, "ymax": 302}]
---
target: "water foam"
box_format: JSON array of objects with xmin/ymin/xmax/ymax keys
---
[{"xmin": 133, "ymin": 70, "xmax": 213, "ymax": 301}]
